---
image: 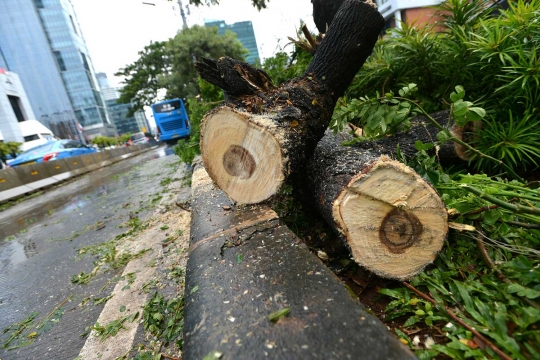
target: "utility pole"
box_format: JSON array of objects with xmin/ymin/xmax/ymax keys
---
[{"xmin": 177, "ymin": 0, "xmax": 188, "ymax": 29}]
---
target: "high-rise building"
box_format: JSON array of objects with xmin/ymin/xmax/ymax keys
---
[
  {"xmin": 205, "ymin": 20, "xmax": 260, "ymax": 64},
  {"xmin": 0, "ymin": 0, "xmax": 116, "ymax": 142},
  {"xmin": 95, "ymin": 72, "xmax": 110, "ymax": 90},
  {"xmin": 98, "ymin": 73, "xmax": 150, "ymax": 136}
]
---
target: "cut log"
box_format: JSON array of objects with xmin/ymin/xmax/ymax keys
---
[
  {"xmin": 196, "ymin": 0, "xmax": 385, "ymax": 204},
  {"xmin": 353, "ymin": 110, "xmax": 481, "ymax": 163},
  {"xmin": 307, "ymin": 132, "xmax": 448, "ymax": 279}
]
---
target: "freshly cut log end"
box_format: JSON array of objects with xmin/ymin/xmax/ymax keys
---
[
  {"xmin": 332, "ymin": 156, "xmax": 448, "ymax": 280},
  {"xmin": 200, "ymin": 107, "xmax": 285, "ymax": 204}
]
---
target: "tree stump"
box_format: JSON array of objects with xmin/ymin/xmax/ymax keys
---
[
  {"xmin": 196, "ymin": 0, "xmax": 385, "ymax": 204},
  {"xmin": 307, "ymin": 132, "xmax": 448, "ymax": 279}
]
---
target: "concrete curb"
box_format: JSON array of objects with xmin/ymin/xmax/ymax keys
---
[
  {"xmin": 0, "ymin": 144, "xmax": 157, "ymax": 203},
  {"xmin": 183, "ymin": 166, "xmax": 417, "ymax": 360}
]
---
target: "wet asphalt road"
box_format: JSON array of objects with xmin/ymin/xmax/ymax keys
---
[{"xmin": 0, "ymin": 145, "xmax": 181, "ymax": 359}]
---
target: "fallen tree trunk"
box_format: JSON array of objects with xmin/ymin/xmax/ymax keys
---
[
  {"xmin": 312, "ymin": 0, "xmax": 346, "ymax": 34},
  {"xmin": 196, "ymin": 0, "xmax": 384, "ymax": 204},
  {"xmin": 352, "ymin": 110, "xmax": 480, "ymax": 163},
  {"xmin": 307, "ymin": 131, "xmax": 448, "ymax": 279}
]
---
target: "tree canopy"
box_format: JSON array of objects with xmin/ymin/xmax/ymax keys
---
[
  {"xmin": 115, "ymin": 25, "xmax": 246, "ymax": 112},
  {"xmin": 164, "ymin": 25, "xmax": 247, "ymax": 100},
  {"xmin": 115, "ymin": 41, "xmax": 169, "ymax": 115}
]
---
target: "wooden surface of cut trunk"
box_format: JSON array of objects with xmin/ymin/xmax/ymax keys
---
[{"xmin": 307, "ymin": 132, "xmax": 448, "ymax": 279}]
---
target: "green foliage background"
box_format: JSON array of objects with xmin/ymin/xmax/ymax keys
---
[
  {"xmin": 331, "ymin": 1, "xmax": 540, "ymax": 359},
  {"xmin": 340, "ymin": 0, "xmax": 540, "ymax": 172},
  {"xmin": 115, "ymin": 25, "xmax": 247, "ymax": 114}
]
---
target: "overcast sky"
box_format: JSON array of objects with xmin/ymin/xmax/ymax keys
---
[{"xmin": 72, "ymin": 0, "xmax": 316, "ymax": 88}]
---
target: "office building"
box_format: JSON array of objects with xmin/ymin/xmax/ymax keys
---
[
  {"xmin": 105, "ymin": 99, "xmax": 150, "ymax": 136},
  {"xmin": 0, "ymin": 69, "xmax": 35, "ymax": 143},
  {"xmin": 0, "ymin": 0, "xmax": 116, "ymax": 142},
  {"xmin": 98, "ymin": 73, "xmax": 150, "ymax": 136},
  {"xmin": 205, "ymin": 20, "xmax": 260, "ymax": 64}
]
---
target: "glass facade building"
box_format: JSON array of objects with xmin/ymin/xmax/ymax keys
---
[
  {"xmin": 97, "ymin": 72, "xmax": 149, "ymax": 136},
  {"xmin": 205, "ymin": 20, "xmax": 260, "ymax": 64},
  {"xmin": 0, "ymin": 0, "xmax": 115, "ymax": 141},
  {"xmin": 105, "ymin": 99, "xmax": 149, "ymax": 136}
]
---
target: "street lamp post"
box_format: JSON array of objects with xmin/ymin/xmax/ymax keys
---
[{"xmin": 142, "ymin": 1, "xmax": 188, "ymax": 29}]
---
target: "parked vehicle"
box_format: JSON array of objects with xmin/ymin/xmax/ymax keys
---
[
  {"xmin": 129, "ymin": 132, "xmax": 158, "ymax": 146},
  {"xmin": 151, "ymin": 98, "xmax": 190, "ymax": 143},
  {"xmin": 19, "ymin": 120, "xmax": 57, "ymax": 152},
  {"xmin": 129, "ymin": 132, "xmax": 149, "ymax": 145},
  {"xmin": 9, "ymin": 139, "xmax": 96, "ymax": 167}
]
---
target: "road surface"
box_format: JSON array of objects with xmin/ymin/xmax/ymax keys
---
[{"xmin": 0, "ymin": 146, "xmax": 190, "ymax": 359}]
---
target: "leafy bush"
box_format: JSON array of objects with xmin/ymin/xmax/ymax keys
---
[
  {"xmin": 328, "ymin": 2, "xmax": 540, "ymax": 358},
  {"xmin": 173, "ymin": 79, "xmax": 222, "ymax": 164},
  {"xmin": 342, "ymin": 0, "xmax": 540, "ymax": 172},
  {"xmin": 261, "ymin": 48, "xmax": 311, "ymax": 86},
  {"xmin": 91, "ymin": 136, "xmax": 118, "ymax": 148},
  {"xmin": 0, "ymin": 141, "xmax": 22, "ymax": 159}
]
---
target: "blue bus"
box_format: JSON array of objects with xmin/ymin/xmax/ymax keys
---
[{"xmin": 151, "ymin": 98, "xmax": 191, "ymax": 142}]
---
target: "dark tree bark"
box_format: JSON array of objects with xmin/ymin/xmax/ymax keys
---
[
  {"xmin": 307, "ymin": 131, "xmax": 448, "ymax": 279},
  {"xmin": 195, "ymin": 0, "xmax": 384, "ymax": 204},
  {"xmin": 312, "ymin": 0, "xmax": 346, "ymax": 34},
  {"xmin": 351, "ymin": 110, "xmax": 480, "ymax": 163}
]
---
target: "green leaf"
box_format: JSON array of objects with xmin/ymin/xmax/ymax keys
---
[
  {"xmin": 507, "ymin": 284, "xmax": 540, "ymax": 299},
  {"xmin": 394, "ymin": 328, "xmax": 412, "ymax": 345},
  {"xmin": 450, "ymin": 85, "xmax": 465, "ymax": 102},
  {"xmin": 436, "ymin": 130, "xmax": 450, "ymax": 142},
  {"xmin": 119, "ymin": 305, "xmax": 126, "ymax": 313},
  {"xmin": 379, "ymin": 288, "xmax": 403, "ymax": 299},
  {"xmin": 404, "ymin": 315, "xmax": 421, "ymax": 327},
  {"xmin": 453, "ymin": 100, "xmax": 469, "ymax": 117},
  {"xmin": 483, "ymin": 210, "xmax": 501, "ymax": 225},
  {"xmin": 268, "ymin": 308, "xmax": 291, "ymax": 322},
  {"xmin": 415, "ymin": 140, "xmax": 434, "ymax": 151},
  {"xmin": 467, "ymin": 107, "xmax": 486, "ymax": 121},
  {"xmin": 190, "ymin": 285, "xmax": 199, "ymax": 295},
  {"xmin": 426, "ymin": 170, "xmax": 440, "ymax": 185}
]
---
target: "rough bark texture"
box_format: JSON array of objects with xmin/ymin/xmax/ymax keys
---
[
  {"xmin": 196, "ymin": 0, "xmax": 385, "ymax": 204},
  {"xmin": 306, "ymin": 0, "xmax": 383, "ymax": 103},
  {"xmin": 307, "ymin": 132, "xmax": 448, "ymax": 279},
  {"xmin": 352, "ymin": 110, "xmax": 477, "ymax": 163},
  {"xmin": 184, "ymin": 166, "xmax": 417, "ymax": 360},
  {"xmin": 312, "ymin": 0, "xmax": 346, "ymax": 34}
]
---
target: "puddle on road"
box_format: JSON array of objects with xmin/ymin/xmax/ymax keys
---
[
  {"xmin": 0, "ymin": 239, "xmax": 37, "ymax": 273},
  {"xmin": 0, "ymin": 146, "xmax": 175, "ymax": 242}
]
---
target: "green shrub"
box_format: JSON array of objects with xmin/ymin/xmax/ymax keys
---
[{"xmin": 341, "ymin": 0, "xmax": 540, "ymax": 173}]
